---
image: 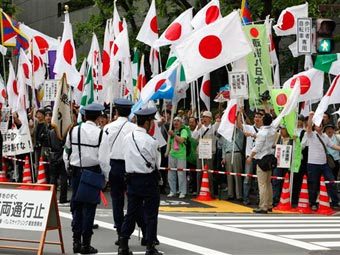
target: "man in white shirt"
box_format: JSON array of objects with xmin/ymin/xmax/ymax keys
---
[
  {"xmin": 304, "ymin": 112, "xmax": 340, "ymax": 210},
  {"xmin": 247, "ymin": 113, "xmax": 277, "ymax": 214},
  {"xmin": 118, "ymin": 107, "xmax": 162, "ymax": 255}
]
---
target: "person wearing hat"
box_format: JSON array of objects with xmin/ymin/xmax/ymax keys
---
[
  {"xmin": 99, "ymin": 99, "xmax": 146, "ymax": 246},
  {"xmin": 192, "ymin": 110, "xmax": 220, "ymax": 196},
  {"xmin": 118, "ymin": 107, "xmax": 162, "ymax": 255},
  {"xmin": 63, "ymin": 102, "xmax": 105, "ymax": 254},
  {"xmin": 324, "ymin": 123, "xmax": 340, "ymax": 184}
]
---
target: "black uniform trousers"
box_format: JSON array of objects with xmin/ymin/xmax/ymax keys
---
[
  {"xmin": 70, "ymin": 166, "xmax": 98, "ymax": 241},
  {"xmin": 109, "ymin": 159, "xmax": 145, "ymax": 236},
  {"xmin": 120, "ymin": 172, "xmax": 160, "ymax": 245}
]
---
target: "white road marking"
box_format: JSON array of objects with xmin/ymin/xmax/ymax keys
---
[
  {"xmin": 253, "ymin": 228, "xmax": 340, "ymax": 233},
  {"xmin": 158, "ymin": 214, "xmax": 328, "ymax": 251},
  {"xmin": 201, "ymin": 219, "xmax": 340, "ymax": 223},
  {"xmin": 311, "ymin": 242, "xmax": 340, "ymax": 248},
  {"xmin": 59, "ymin": 212, "xmax": 231, "ymax": 255},
  {"xmin": 182, "ymin": 216, "xmax": 340, "ymax": 220},
  {"xmin": 227, "ymin": 224, "xmax": 340, "ymax": 228},
  {"xmin": 280, "ymin": 234, "xmax": 340, "ymax": 239},
  {"xmin": 94, "ymin": 253, "xmax": 146, "ymax": 255}
]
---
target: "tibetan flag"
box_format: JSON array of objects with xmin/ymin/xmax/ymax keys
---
[
  {"xmin": 243, "ymin": 24, "xmax": 271, "ymax": 108},
  {"xmin": 314, "ymin": 54, "xmax": 340, "ymax": 75},
  {"xmin": 1, "ymin": 10, "xmax": 18, "ymax": 46},
  {"xmin": 241, "ymin": 0, "xmax": 252, "ymax": 25}
]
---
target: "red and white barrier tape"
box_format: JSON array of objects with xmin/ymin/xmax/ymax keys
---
[{"xmin": 3, "ymin": 156, "xmax": 50, "ymax": 165}]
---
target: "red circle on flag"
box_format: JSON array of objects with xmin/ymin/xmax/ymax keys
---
[
  {"xmin": 276, "ymin": 93, "xmax": 287, "ymax": 106},
  {"xmin": 250, "ymin": 27, "xmax": 259, "ymax": 38},
  {"xmin": 34, "ymin": 36, "xmax": 49, "ymax": 55},
  {"xmin": 202, "ymin": 80, "xmax": 211, "ymax": 97},
  {"xmin": 290, "ymin": 75, "xmax": 311, "ymax": 95},
  {"xmin": 155, "ymin": 79, "xmax": 166, "ymax": 91},
  {"xmin": 165, "ymin": 22, "xmax": 182, "ymax": 41},
  {"xmin": 228, "ymin": 104, "xmax": 237, "ymax": 124},
  {"xmin": 113, "ymin": 44, "xmax": 119, "ymax": 56},
  {"xmin": 119, "ymin": 21, "xmax": 124, "ymax": 32},
  {"xmin": 13, "ymin": 80, "xmax": 18, "ymax": 96},
  {"xmin": 198, "ymin": 35, "xmax": 222, "ymax": 60},
  {"xmin": 102, "ymin": 50, "xmax": 110, "ymax": 76},
  {"xmin": 22, "ymin": 63, "xmax": 30, "ymax": 79},
  {"xmin": 150, "ymin": 16, "xmax": 158, "ymax": 34},
  {"xmin": 77, "ymin": 76, "xmax": 84, "ymax": 91},
  {"xmin": 205, "ymin": 5, "xmax": 220, "ymax": 25},
  {"xmin": 63, "ymin": 39, "xmax": 74, "ymax": 65},
  {"xmin": 1, "ymin": 89, "xmax": 7, "ymax": 99},
  {"xmin": 33, "ymin": 55, "xmax": 40, "ymax": 72},
  {"xmin": 279, "ymin": 11, "xmax": 295, "ymax": 31}
]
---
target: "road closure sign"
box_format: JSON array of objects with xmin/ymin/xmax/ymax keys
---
[{"xmin": 0, "ymin": 188, "xmax": 52, "ymax": 231}]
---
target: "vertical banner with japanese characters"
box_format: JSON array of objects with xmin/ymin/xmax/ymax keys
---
[
  {"xmin": 297, "ymin": 18, "xmax": 312, "ymax": 54},
  {"xmin": 229, "ymin": 71, "xmax": 248, "ymax": 99},
  {"xmin": 243, "ymin": 24, "xmax": 272, "ymax": 109},
  {"xmin": 0, "ymin": 188, "xmax": 52, "ymax": 231},
  {"xmin": 43, "ymin": 80, "xmax": 58, "ymax": 102}
]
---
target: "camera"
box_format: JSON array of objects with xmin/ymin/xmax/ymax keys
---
[{"xmin": 260, "ymin": 90, "xmax": 271, "ymax": 102}]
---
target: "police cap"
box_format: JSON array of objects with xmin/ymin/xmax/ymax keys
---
[
  {"xmin": 84, "ymin": 103, "xmax": 105, "ymax": 113},
  {"xmin": 114, "ymin": 98, "xmax": 134, "ymax": 108},
  {"xmin": 135, "ymin": 107, "xmax": 157, "ymax": 119}
]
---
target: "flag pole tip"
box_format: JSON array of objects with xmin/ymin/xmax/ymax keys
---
[{"xmin": 64, "ymin": 5, "xmax": 69, "ymax": 13}]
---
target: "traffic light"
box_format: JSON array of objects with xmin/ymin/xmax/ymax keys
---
[{"xmin": 316, "ymin": 19, "xmax": 336, "ymax": 53}]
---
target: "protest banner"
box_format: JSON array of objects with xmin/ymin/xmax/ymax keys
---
[
  {"xmin": 2, "ymin": 129, "xmax": 33, "ymax": 156},
  {"xmin": 43, "ymin": 80, "xmax": 58, "ymax": 102},
  {"xmin": 275, "ymin": 144, "xmax": 293, "ymax": 168}
]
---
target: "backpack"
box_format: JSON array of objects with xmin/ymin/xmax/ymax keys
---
[{"xmin": 178, "ymin": 126, "xmax": 191, "ymax": 157}]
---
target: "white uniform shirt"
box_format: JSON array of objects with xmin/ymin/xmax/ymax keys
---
[
  {"xmin": 243, "ymin": 124, "xmax": 260, "ymax": 157},
  {"xmin": 99, "ymin": 117, "xmax": 136, "ymax": 179},
  {"xmin": 252, "ymin": 126, "xmax": 277, "ymax": 160},
  {"xmin": 123, "ymin": 127, "xmax": 160, "ymax": 174},
  {"xmin": 63, "ymin": 121, "xmax": 102, "ymax": 168},
  {"xmin": 304, "ymin": 131, "xmax": 334, "ymax": 165}
]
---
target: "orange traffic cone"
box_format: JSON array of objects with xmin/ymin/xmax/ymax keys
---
[
  {"xmin": 35, "ymin": 157, "xmax": 48, "ymax": 190},
  {"xmin": 316, "ymin": 176, "xmax": 335, "ymax": 215},
  {"xmin": 196, "ymin": 165, "xmax": 213, "ymax": 201},
  {"xmin": 0, "ymin": 158, "xmax": 8, "ymax": 182},
  {"xmin": 296, "ymin": 174, "xmax": 312, "ymax": 214},
  {"xmin": 20, "ymin": 156, "xmax": 32, "ymax": 189},
  {"xmin": 274, "ymin": 172, "xmax": 292, "ymax": 211}
]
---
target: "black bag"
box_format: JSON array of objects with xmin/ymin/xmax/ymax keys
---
[
  {"xmin": 257, "ymin": 154, "xmax": 277, "ymax": 172},
  {"xmin": 316, "ymin": 134, "xmax": 336, "ymax": 169},
  {"xmin": 75, "ymin": 169, "xmax": 105, "ymax": 204}
]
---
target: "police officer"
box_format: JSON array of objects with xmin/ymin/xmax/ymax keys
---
[
  {"xmin": 99, "ymin": 99, "xmax": 147, "ymax": 245},
  {"xmin": 63, "ymin": 103, "xmax": 104, "ymax": 254},
  {"xmin": 118, "ymin": 107, "xmax": 162, "ymax": 255}
]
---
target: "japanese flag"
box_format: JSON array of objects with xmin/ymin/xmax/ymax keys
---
[
  {"xmin": 191, "ymin": 0, "xmax": 221, "ymax": 30},
  {"xmin": 175, "ymin": 11, "xmax": 252, "ymax": 83},
  {"xmin": 113, "ymin": 19, "xmax": 130, "ymax": 61},
  {"xmin": 7, "ymin": 61, "xmax": 18, "ymax": 110},
  {"xmin": 273, "ymin": 3, "xmax": 308, "ymax": 36},
  {"xmin": 74, "ymin": 58, "xmax": 86, "ymax": 105},
  {"xmin": 53, "ymin": 12, "xmax": 81, "ymax": 87},
  {"xmin": 136, "ymin": 0, "xmax": 158, "ymax": 46},
  {"xmin": 218, "ymin": 99, "xmax": 238, "ymax": 142},
  {"xmin": 200, "ymin": 73, "xmax": 210, "ymax": 111},
  {"xmin": 113, "ymin": 0, "xmax": 123, "ymax": 38},
  {"xmin": 153, "ymin": 8, "xmax": 193, "ymax": 48},
  {"xmin": 313, "ymin": 75, "xmax": 340, "ymax": 126},
  {"xmin": 0, "ymin": 74, "xmax": 6, "ymax": 105},
  {"xmin": 31, "ymin": 38, "xmax": 46, "ymax": 89},
  {"xmin": 102, "ymin": 19, "xmax": 114, "ymax": 79},
  {"xmin": 282, "ymin": 68, "xmax": 324, "ymax": 103}
]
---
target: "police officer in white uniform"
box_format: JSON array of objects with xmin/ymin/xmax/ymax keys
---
[
  {"xmin": 118, "ymin": 107, "xmax": 162, "ymax": 255},
  {"xmin": 63, "ymin": 103, "xmax": 104, "ymax": 254},
  {"xmin": 99, "ymin": 99, "xmax": 146, "ymax": 245}
]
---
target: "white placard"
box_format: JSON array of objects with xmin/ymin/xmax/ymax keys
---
[
  {"xmin": 0, "ymin": 188, "xmax": 52, "ymax": 231},
  {"xmin": 297, "ymin": 18, "xmax": 312, "ymax": 54},
  {"xmin": 43, "ymin": 80, "xmax": 58, "ymax": 102},
  {"xmin": 228, "ymin": 71, "xmax": 248, "ymax": 99},
  {"xmin": 198, "ymin": 138, "xmax": 212, "ymax": 159},
  {"xmin": 0, "ymin": 107, "xmax": 10, "ymax": 133},
  {"xmin": 2, "ymin": 129, "xmax": 34, "ymax": 156},
  {"xmin": 275, "ymin": 144, "xmax": 292, "ymax": 168}
]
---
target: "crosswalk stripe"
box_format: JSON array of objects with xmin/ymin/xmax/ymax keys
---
[
  {"xmin": 202, "ymin": 220, "xmax": 340, "ymax": 224},
  {"xmin": 227, "ymin": 224, "xmax": 340, "ymax": 228},
  {"xmin": 182, "ymin": 216, "xmax": 340, "ymax": 220},
  {"xmin": 311, "ymin": 242, "xmax": 340, "ymax": 248},
  {"xmin": 253, "ymin": 228, "xmax": 340, "ymax": 233},
  {"xmin": 280, "ymin": 234, "xmax": 340, "ymax": 239}
]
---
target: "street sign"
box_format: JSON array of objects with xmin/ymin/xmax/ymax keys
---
[{"xmin": 297, "ymin": 18, "xmax": 312, "ymax": 54}]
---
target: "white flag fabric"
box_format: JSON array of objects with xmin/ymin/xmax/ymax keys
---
[
  {"xmin": 0, "ymin": 44, "xmax": 7, "ymax": 55},
  {"xmin": 17, "ymin": 49, "xmax": 30, "ymax": 111},
  {"xmin": 53, "ymin": 12, "xmax": 81, "ymax": 87},
  {"xmin": 7, "ymin": 61, "xmax": 18, "ymax": 110},
  {"xmin": 0, "ymin": 74, "xmax": 6, "ymax": 105},
  {"xmin": 149, "ymin": 120, "xmax": 167, "ymax": 147},
  {"xmin": 149, "ymin": 47, "xmax": 159, "ymax": 77},
  {"xmin": 313, "ymin": 75, "xmax": 340, "ymax": 126},
  {"xmin": 52, "ymin": 74, "xmax": 73, "ymax": 139},
  {"xmin": 31, "ymin": 38, "xmax": 46, "ymax": 89},
  {"xmin": 218, "ymin": 99, "xmax": 237, "ymax": 142},
  {"xmin": 113, "ymin": 0, "xmax": 122, "ymax": 38},
  {"xmin": 74, "ymin": 59, "xmax": 86, "ymax": 105},
  {"xmin": 272, "ymin": 79, "xmax": 301, "ymax": 128},
  {"xmin": 200, "ymin": 73, "xmax": 210, "ymax": 111},
  {"xmin": 175, "ymin": 11, "xmax": 252, "ymax": 83},
  {"xmin": 136, "ymin": 0, "xmax": 158, "ymax": 46},
  {"xmin": 153, "ymin": 8, "xmax": 193, "ymax": 48},
  {"xmin": 273, "ymin": 3, "xmax": 308, "ymax": 36},
  {"xmin": 113, "ymin": 19, "xmax": 130, "ymax": 61},
  {"xmin": 283, "ymin": 68, "xmax": 324, "ymax": 103},
  {"xmin": 265, "ymin": 16, "xmax": 278, "ymax": 66},
  {"xmin": 191, "ymin": 0, "xmax": 221, "ymax": 30},
  {"xmin": 102, "ymin": 19, "xmax": 113, "ymax": 79}
]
